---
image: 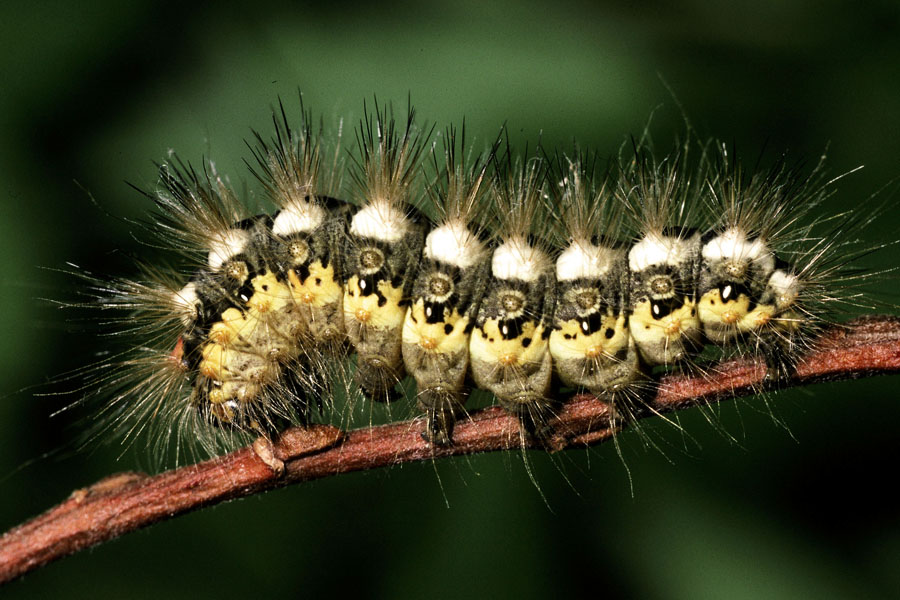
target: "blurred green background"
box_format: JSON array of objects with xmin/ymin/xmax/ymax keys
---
[{"xmin": 2, "ymin": 0, "xmax": 899, "ymax": 597}]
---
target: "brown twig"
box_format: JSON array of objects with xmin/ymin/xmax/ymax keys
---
[{"xmin": 1, "ymin": 315, "xmax": 899, "ymax": 584}]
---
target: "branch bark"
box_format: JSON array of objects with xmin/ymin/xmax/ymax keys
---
[{"xmin": 2, "ymin": 315, "xmax": 899, "ymax": 584}]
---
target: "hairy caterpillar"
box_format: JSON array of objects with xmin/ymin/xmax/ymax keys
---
[{"xmin": 61, "ymin": 96, "xmax": 891, "ymax": 465}]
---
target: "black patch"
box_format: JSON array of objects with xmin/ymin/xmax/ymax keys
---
[
  {"xmin": 295, "ymin": 264, "xmax": 311, "ymax": 283},
  {"xmin": 650, "ymin": 296, "xmax": 683, "ymax": 320},
  {"xmin": 580, "ymin": 311, "xmax": 604, "ymax": 335},
  {"xmin": 521, "ymin": 337, "xmax": 532, "ymax": 348},
  {"xmin": 444, "ymin": 323, "xmax": 454, "ymax": 335},
  {"xmin": 498, "ymin": 316, "xmax": 525, "ymax": 340},
  {"xmin": 424, "ymin": 301, "xmax": 447, "ymax": 324}
]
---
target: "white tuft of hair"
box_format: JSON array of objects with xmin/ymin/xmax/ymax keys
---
[
  {"xmin": 556, "ymin": 241, "xmax": 621, "ymax": 281},
  {"xmin": 172, "ymin": 282, "xmax": 199, "ymax": 326},
  {"xmin": 273, "ymin": 199, "xmax": 327, "ymax": 236},
  {"xmin": 768, "ymin": 269, "xmax": 801, "ymax": 309},
  {"xmin": 423, "ymin": 220, "xmax": 487, "ymax": 269},
  {"xmin": 350, "ymin": 199, "xmax": 410, "ymax": 242},
  {"xmin": 492, "ymin": 237, "xmax": 548, "ymax": 282},
  {"xmin": 628, "ymin": 233, "xmax": 692, "ymax": 272},
  {"xmin": 702, "ymin": 227, "xmax": 775, "ymax": 273},
  {"xmin": 208, "ymin": 229, "xmax": 251, "ymax": 270}
]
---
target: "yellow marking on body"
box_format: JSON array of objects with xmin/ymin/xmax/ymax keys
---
[
  {"xmin": 209, "ymin": 323, "xmax": 233, "ymax": 345},
  {"xmin": 469, "ymin": 318, "xmax": 547, "ymax": 366},
  {"xmin": 288, "ymin": 261, "xmax": 342, "ymax": 308},
  {"xmin": 401, "ymin": 301, "xmax": 470, "ymax": 354},
  {"xmin": 629, "ymin": 298, "xmax": 700, "ymax": 347},
  {"xmin": 549, "ymin": 314, "xmax": 628, "ymax": 362},
  {"xmin": 343, "ymin": 275, "xmax": 406, "ymax": 329},
  {"xmin": 247, "ymin": 272, "xmax": 292, "ymax": 316},
  {"xmin": 773, "ymin": 309, "xmax": 802, "ymax": 333},
  {"xmin": 698, "ymin": 289, "xmax": 777, "ymax": 334}
]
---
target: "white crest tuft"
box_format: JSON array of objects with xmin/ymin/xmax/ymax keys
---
[
  {"xmin": 628, "ymin": 233, "xmax": 692, "ymax": 272},
  {"xmin": 492, "ymin": 237, "xmax": 549, "ymax": 282},
  {"xmin": 273, "ymin": 199, "xmax": 327, "ymax": 236},
  {"xmin": 702, "ymin": 227, "xmax": 775, "ymax": 273},
  {"xmin": 207, "ymin": 229, "xmax": 250, "ymax": 269},
  {"xmin": 556, "ymin": 241, "xmax": 621, "ymax": 281},
  {"xmin": 424, "ymin": 220, "xmax": 487, "ymax": 269},
  {"xmin": 349, "ymin": 199, "xmax": 410, "ymax": 242}
]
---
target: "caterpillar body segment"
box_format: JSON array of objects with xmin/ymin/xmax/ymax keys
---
[
  {"xmin": 247, "ymin": 99, "xmax": 352, "ymax": 403},
  {"xmin": 620, "ymin": 147, "xmax": 704, "ymax": 367},
  {"xmin": 269, "ymin": 196, "xmax": 354, "ymax": 400},
  {"xmin": 343, "ymin": 102, "xmax": 432, "ymax": 402},
  {"xmin": 344, "ymin": 212, "xmax": 426, "ymax": 402},
  {"xmin": 190, "ymin": 214, "xmax": 314, "ymax": 431},
  {"xmin": 401, "ymin": 126, "xmax": 497, "ymax": 445},
  {"xmin": 109, "ymin": 162, "xmax": 320, "ymax": 460},
  {"xmin": 696, "ymin": 145, "xmax": 848, "ymax": 381},
  {"xmin": 696, "ymin": 145, "xmax": 806, "ymax": 349},
  {"xmin": 468, "ymin": 159, "xmax": 558, "ymax": 440},
  {"xmin": 547, "ymin": 156, "xmax": 642, "ymax": 399},
  {"xmin": 697, "ymin": 224, "xmax": 778, "ymax": 345},
  {"xmin": 401, "ymin": 227, "xmax": 491, "ymax": 443}
]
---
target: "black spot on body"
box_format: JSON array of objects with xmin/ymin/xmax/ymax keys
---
[
  {"xmin": 424, "ymin": 301, "xmax": 447, "ymax": 324},
  {"xmin": 651, "ymin": 297, "xmax": 682, "ymax": 320},
  {"xmin": 521, "ymin": 337, "xmax": 532, "ymax": 348},
  {"xmin": 498, "ymin": 317, "xmax": 525, "ymax": 340},
  {"xmin": 444, "ymin": 323, "xmax": 453, "ymax": 335}
]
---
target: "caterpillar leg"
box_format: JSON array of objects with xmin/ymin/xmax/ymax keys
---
[
  {"xmin": 252, "ymin": 436, "xmax": 285, "ymax": 476},
  {"xmin": 419, "ymin": 387, "xmax": 466, "ymax": 446}
]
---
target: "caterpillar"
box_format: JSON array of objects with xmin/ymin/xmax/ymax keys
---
[{"xmin": 62, "ymin": 96, "xmax": 890, "ymax": 466}]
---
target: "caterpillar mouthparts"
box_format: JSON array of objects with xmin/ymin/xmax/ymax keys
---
[{"xmin": 61, "ymin": 96, "xmax": 892, "ymax": 463}]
